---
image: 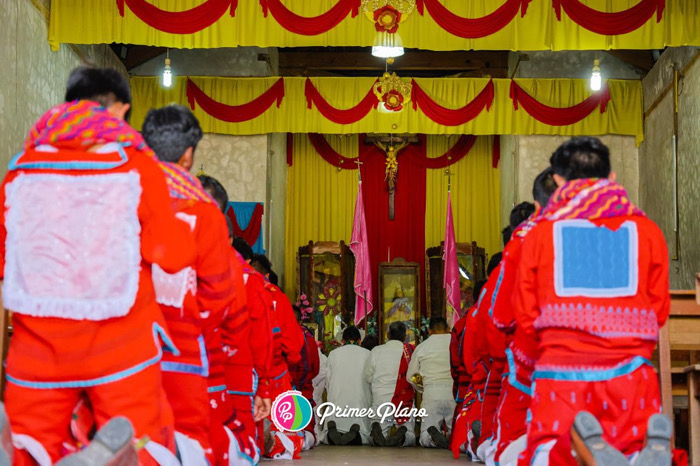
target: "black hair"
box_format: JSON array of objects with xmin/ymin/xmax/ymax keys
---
[
  {"xmin": 472, "ymin": 279, "xmax": 487, "ymax": 303},
  {"xmin": 224, "ymin": 216, "xmax": 234, "ymax": 242},
  {"xmin": 550, "ymin": 137, "xmax": 611, "ymax": 181},
  {"xmin": 198, "ymin": 175, "xmax": 229, "ymax": 213},
  {"xmin": 269, "ymin": 271, "xmax": 279, "ymax": 287},
  {"xmin": 502, "ymin": 226, "xmax": 513, "ymax": 247},
  {"xmin": 141, "ymin": 104, "xmax": 203, "ymax": 163},
  {"xmin": 252, "ymin": 254, "xmax": 273, "ymax": 275},
  {"xmin": 510, "ymin": 202, "xmax": 535, "ymax": 229},
  {"xmin": 533, "ymin": 167, "xmax": 558, "ymax": 207},
  {"xmin": 387, "ymin": 321, "xmax": 407, "ymax": 342},
  {"xmin": 343, "ymin": 326, "xmax": 362, "ymax": 342},
  {"xmin": 429, "ymin": 317, "xmax": 448, "ymax": 331},
  {"xmin": 487, "ymin": 252, "xmax": 502, "ymax": 277},
  {"xmin": 361, "ymin": 334, "xmax": 379, "ymax": 351},
  {"xmin": 65, "ymin": 67, "xmax": 132, "ymax": 120},
  {"xmin": 232, "ymin": 237, "xmax": 254, "ymax": 261}
]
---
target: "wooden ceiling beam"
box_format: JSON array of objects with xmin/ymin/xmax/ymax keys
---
[
  {"xmin": 605, "ymin": 50, "xmax": 656, "ymax": 73},
  {"xmin": 124, "ymin": 46, "xmax": 168, "ymax": 71}
]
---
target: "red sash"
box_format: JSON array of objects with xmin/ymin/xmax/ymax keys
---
[{"xmin": 391, "ymin": 343, "xmax": 416, "ymax": 425}]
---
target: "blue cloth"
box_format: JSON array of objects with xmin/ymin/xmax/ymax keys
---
[{"xmin": 226, "ymin": 201, "xmax": 265, "ymax": 254}]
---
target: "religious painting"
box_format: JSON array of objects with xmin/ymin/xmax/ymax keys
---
[
  {"xmin": 303, "ymin": 323, "xmax": 320, "ymax": 341},
  {"xmin": 378, "ymin": 258, "xmax": 421, "ymax": 345},
  {"xmin": 297, "ymin": 241, "xmax": 355, "ymax": 348}
]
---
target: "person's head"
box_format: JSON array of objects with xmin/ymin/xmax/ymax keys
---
[
  {"xmin": 429, "ymin": 317, "xmax": 449, "ymax": 335},
  {"xmin": 550, "ymin": 137, "xmax": 613, "ymax": 185},
  {"xmin": 487, "ymin": 252, "xmax": 503, "ymax": 277},
  {"xmin": 292, "ymin": 304, "xmax": 302, "ymax": 324},
  {"xmin": 65, "ymin": 67, "xmax": 132, "ymax": 120},
  {"xmin": 269, "ymin": 271, "xmax": 279, "ymax": 287},
  {"xmin": 510, "ymin": 202, "xmax": 535, "ymax": 230},
  {"xmin": 342, "ymin": 326, "xmax": 362, "ymax": 344},
  {"xmin": 361, "ymin": 333, "xmax": 379, "ymax": 351},
  {"xmin": 232, "ymin": 237, "xmax": 254, "ymax": 262},
  {"xmin": 387, "ymin": 321, "xmax": 407, "ymax": 342},
  {"xmin": 532, "ymin": 167, "xmax": 558, "ymax": 209},
  {"xmin": 224, "ymin": 216, "xmax": 234, "ymax": 245},
  {"xmin": 198, "ymin": 175, "xmax": 229, "ymax": 213},
  {"xmin": 251, "ymin": 254, "xmax": 273, "ymax": 278},
  {"xmin": 501, "ymin": 226, "xmax": 513, "ymax": 247},
  {"xmin": 141, "ymin": 104, "xmax": 203, "ymax": 171},
  {"xmin": 473, "ymin": 279, "xmax": 487, "ymax": 304}
]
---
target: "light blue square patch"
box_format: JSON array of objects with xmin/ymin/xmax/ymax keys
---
[{"xmin": 553, "ymin": 219, "xmax": 638, "ymax": 298}]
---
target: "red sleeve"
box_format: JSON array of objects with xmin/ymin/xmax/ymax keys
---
[
  {"xmin": 514, "ymin": 224, "xmax": 546, "ymax": 337},
  {"xmin": 246, "ymin": 271, "xmax": 275, "ymax": 398},
  {"xmin": 193, "ymin": 203, "xmax": 235, "ymax": 327},
  {"xmin": 308, "ymin": 335, "xmax": 320, "ymax": 381},
  {"xmin": 450, "ymin": 316, "xmax": 467, "ymax": 383},
  {"xmin": 274, "ymin": 288, "xmax": 304, "ymax": 366},
  {"xmin": 221, "ymin": 251, "xmax": 250, "ymax": 362},
  {"xmin": 644, "ymin": 219, "xmax": 671, "ymax": 327},
  {"xmin": 491, "ymin": 240, "xmax": 523, "ymax": 333},
  {"xmin": 136, "ymin": 154, "xmax": 196, "ymax": 273}
]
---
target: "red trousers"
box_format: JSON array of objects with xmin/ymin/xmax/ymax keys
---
[
  {"xmin": 209, "ymin": 389, "xmax": 233, "ymax": 466},
  {"xmin": 520, "ymin": 364, "xmax": 662, "ymax": 466},
  {"xmin": 494, "ymin": 351, "xmax": 533, "ymax": 462},
  {"xmin": 481, "ymin": 358, "xmax": 505, "ymax": 445},
  {"xmin": 5, "ymin": 364, "xmax": 174, "ymax": 466},
  {"xmin": 228, "ymin": 393, "xmax": 259, "ymax": 461},
  {"xmin": 161, "ymin": 372, "xmax": 213, "ymax": 463}
]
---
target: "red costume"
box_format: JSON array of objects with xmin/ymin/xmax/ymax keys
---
[
  {"xmin": 0, "ymin": 101, "xmax": 195, "ymax": 465},
  {"xmin": 516, "ymin": 179, "xmax": 670, "ymax": 465},
  {"xmin": 289, "ymin": 325, "xmax": 321, "ymax": 446}
]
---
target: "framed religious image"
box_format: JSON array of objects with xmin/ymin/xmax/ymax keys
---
[
  {"xmin": 303, "ymin": 322, "xmax": 320, "ymax": 341},
  {"xmin": 378, "ymin": 258, "xmax": 421, "ymax": 345}
]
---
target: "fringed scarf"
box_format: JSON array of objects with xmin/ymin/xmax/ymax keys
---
[
  {"xmin": 24, "ymin": 100, "xmax": 153, "ymax": 156},
  {"xmin": 542, "ymin": 178, "xmax": 644, "ymax": 221},
  {"xmin": 159, "ymin": 162, "xmax": 216, "ymax": 205}
]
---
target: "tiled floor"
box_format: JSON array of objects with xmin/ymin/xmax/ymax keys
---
[{"xmin": 272, "ymin": 445, "xmax": 481, "ymax": 464}]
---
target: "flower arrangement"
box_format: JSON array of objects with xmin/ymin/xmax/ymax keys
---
[{"xmin": 295, "ymin": 293, "xmax": 314, "ymax": 322}]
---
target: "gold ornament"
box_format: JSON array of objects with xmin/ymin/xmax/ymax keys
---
[
  {"xmin": 362, "ymin": 0, "xmax": 416, "ymax": 16},
  {"xmin": 373, "ymin": 71, "xmax": 412, "ymax": 112}
]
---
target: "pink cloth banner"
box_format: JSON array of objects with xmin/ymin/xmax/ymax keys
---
[
  {"xmin": 350, "ymin": 181, "xmax": 373, "ymax": 325},
  {"xmin": 443, "ymin": 192, "xmax": 461, "ymax": 327}
]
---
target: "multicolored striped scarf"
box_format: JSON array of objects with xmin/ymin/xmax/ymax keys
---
[
  {"xmin": 512, "ymin": 205, "xmax": 543, "ymax": 239},
  {"xmin": 159, "ymin": 161, "xmax": 216, "ymax": 205},
  {"xmin": 542, "ymin": 178, "xmax": 644, "ymax": 221},
  {"xmin": 24, "ymin": 100, "xmax": 153, "ymax": 156}
]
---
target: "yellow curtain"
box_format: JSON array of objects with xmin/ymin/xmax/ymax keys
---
[
  {"xmin": 284, "ymin": 134, "xmax": 500, "ymax": 297},
  {"xmin": 424, "ymin": 135, "xmax": 501, "ymax": 257},
  {"xmin": 284, "ymin": 134, "xmax": 359, "ymax": 297},
  {"xmin": 130, "ymin": 76, "xmax": 644, "ymax": 143},
  {"xmin": 50, "ymin": 0, "xmax": 700, "ymax": 52}
]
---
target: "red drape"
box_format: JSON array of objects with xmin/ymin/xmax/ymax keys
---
[
  {"xmin": 260, "ymin": 0, "xmax": 360, "ymax": 35},
  {"xmin": 116, "ymin": 0, "xmax": 237, "ymax": 34},
  {"xmin": 509, "ymin": 80, "xmax": 611, "ymax": 126},
  {"xmin": 492, "ymin": 135, "xmax": 501, "ymax": 168},
  {"xmin": 411, "ymin": 79, "xmax": 494, "ymax": 126},
  {"xmin": 360, "ymin": 143, "xmax": 427, "ymax": 318},
  {"xmin": 416, "ymin": 0, "xmax": 531, "ymax": 38},
  {"xmin": 553, "ymin": 0, "xmax": 664, "ymax": 35},
  {"xmin": 307, "ymin": 133, "xmax": 358, "ymax": 168},
  {"xmin": 305, "ymin": 78, "xmax": 379, "ymax": 125},
  {"xmin": 226, "ymin": 203, "xmax": 264, "ymax": 247},
  {"xmin": 186, "ymin": 77, "xmax": 285, "ymax": 123}
]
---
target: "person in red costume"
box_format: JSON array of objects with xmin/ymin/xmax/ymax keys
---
[
  {"xmin": 516, "ymin": 137, "xmax": 673, "ymax": 466},
  {"xmin": 0, "ymin": 67, "xmax": 196, "ymax": 465},
  {"xmin": 289, "ymin": 306, "xmax": 321, "ymax": 450},
  {"xmin": 489, "ymin": 168, "xmax": 557, "ymax": 466},
  {"xmin": 250, "ymin": 255, "xmax": 305, "ymax": 460},
  {"xmin": 141, "ymin": 105, "xmax": 237, "ymax": 465}
]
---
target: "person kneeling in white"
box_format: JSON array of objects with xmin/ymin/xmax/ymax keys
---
[
  {"xmin": 407, "ymin": 317, "xmax": 455, "ymax": 448},
  {"xmin": 320, "ymin": 326, "xmax": 372, "ymax": 445},
  {"xmin": 364, "ymin": 322, "xmax": 417, "ymax": 447}
]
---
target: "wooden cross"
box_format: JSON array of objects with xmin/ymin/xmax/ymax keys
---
[
  {"xmin": 445, "ymin": 167, "xmax": 454, "ymax": 192},
  {"xmin": 355, "ymin": 158, "xmax": 363, "ymax": 182}
]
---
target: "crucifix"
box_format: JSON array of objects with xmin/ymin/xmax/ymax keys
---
[
  {"xmin": 445, "ymin": 167, "xmax": 453, "ymax": 192},
  {"xmin": 364, "ymin": 134, "xmax": 420, "ymax": 220}
]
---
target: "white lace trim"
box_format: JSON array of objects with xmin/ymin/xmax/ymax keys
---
[
  {"xmin": 152, "ymin": 265, "xmax": 197, "ymax": 309},
  {"xmin": 2, "ymin": 172, "xmax": 141, "ymax": 321},
  {"xmin": 12, "ymin": 433, "xmax": 52, "ymax": 466}
]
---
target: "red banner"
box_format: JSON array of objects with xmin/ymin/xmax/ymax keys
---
[
  {"xmin": 116, "ymin": 0, "xmax": 237, "ymax": 34},
  {"xmin": 411, "ymin": 79, "xmax": 494, "ymax": 126},
  {"xmin": 186, "ymin": 78, "xmax": 285, "ymax": 123},
  {"xmin": 305, "ymin": 79, "xmax": 379, "ymax": 125},
  {"xmin": 307, "ymin": 133, "xmax": 359, "ymax": 168},
  {"xmin": 416, "ymin": 0, "xmax": 531, "ymax": 38},
  {"xmin": 260, "ymin": 0, "xmax": 360, "ymax": 35},
  {"xmin": 510, "ymin": 80, "xmax": 611, "ymax": 127},
  {"xmin": 227, "ymin": 203, "xmax": 264, "ymax": 247},
  {"xmin": 553, "ymin": 0, "xmax": 664, "ymax": 35}
]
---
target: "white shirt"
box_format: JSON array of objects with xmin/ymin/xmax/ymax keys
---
[
  {"xmin": 312, "ymin": 350, "xmax": 328, "ymax": 408},
  {"xmin": 407, "ymin": 333, "xmax": 453, "ymax": 400},
  {"xmin": 364, "ymin": 340, "xmax": 404, "ymax": 410}
]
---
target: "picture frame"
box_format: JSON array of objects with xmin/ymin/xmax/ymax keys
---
[
  {"xmin": 303, "ymin": 322, "xmax": 320, "ymax": 341},
  {"xmin": 378, "ymin": 257, "xmax": 421, "ymax": 345}
]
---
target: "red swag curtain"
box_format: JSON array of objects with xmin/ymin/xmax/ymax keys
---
[
  {"xmin": 510, "ymin": 81, "xmax": 611, "ymax": 126},
  {"xmin": 411, "ymin": 79, "xmax": 494, "ymax": 126},
  {"xmin": 553, "ymin": 0, "xmax": 664, "ymax": 35},
  {"xmin": 226, "ymin": 203, "xmax": 264, "ymax": 246},
  {"xmin": 305, "ymin": 79, "xmax": 379, "ymax": 125},
  {"xmin": 416, "ymin": 0, "xmax": 531, "ymax": 38},
  {"xmin": 260, "ymin": 0, "xmax": 360, "ymax": 35},
  {"xmin": 116, "ymin": 0, "xmax": 237, "ymax": 34},
  {"xmin": 186, "ymin": 78, "xmax": 285, "ymax": 123}
]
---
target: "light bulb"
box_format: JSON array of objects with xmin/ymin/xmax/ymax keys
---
[
  {"xmin": 163, "ymin": 56, "xmax": 172, "ymax": 88},
  {"xmin": 371, "ymin": 46, "xmax": 405, "ymax": 58},
  {"xmin": 591, "ymin": 58, "xmax": 602, "ymax": 91}
]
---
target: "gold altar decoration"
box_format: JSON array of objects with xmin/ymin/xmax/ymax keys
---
[
  {"xmin": 362, "ymin": 0, "xmax": 416, "ymax": 33},
  {"xmin": 373, "ymin": 72, "xmax": 412, "ymax": 112}
]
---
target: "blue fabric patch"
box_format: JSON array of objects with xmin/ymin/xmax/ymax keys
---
[
  {"xmin": 9, "ymin": 143, "xmax": 130, "ymax": 171},
  {"xmin": 554, "ymin": 220, "xmax": 638, "ymax": 298},
  {"xmin": 161, "ymin": 335, "xmax": 209, "ymax": 377}
]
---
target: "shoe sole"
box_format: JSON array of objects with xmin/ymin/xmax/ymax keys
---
[
  {"xmin": 572, "ymin": 412, "xmax": 629, "ymax": 466},
  {"xmin": 634, "ymin": 414, "xmax": 672, "ymax": 466},
  {"xmin": 371, "ymin": 424, "xmax": 387, "ymax": 447},
  {"xmin": 56, "ymin": 417, "xmax": 135, "ymax": 466},
  {"xmin": 428, "ymin": 427, "xmax": 450, "ymax": 449},
  {"xmin": 339, "ymin": 430, "xmax": 360, "ymax": 446},
  {"xmin": 386, "ymin": 427, "xmax": 407, "ymax": 447}
]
